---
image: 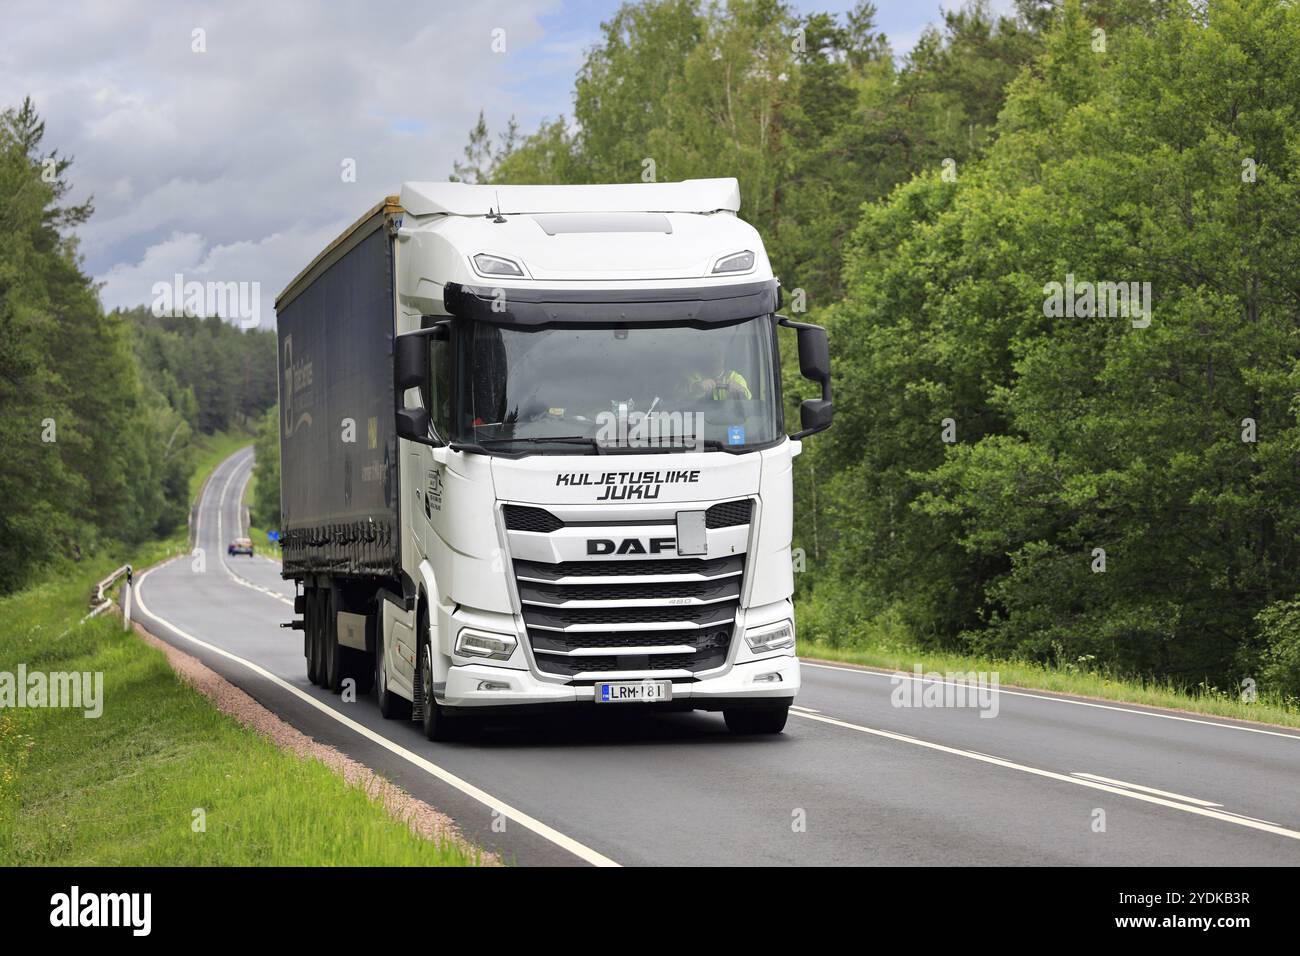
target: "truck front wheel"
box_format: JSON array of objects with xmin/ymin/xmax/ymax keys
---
[
  {"xmin": 417, "ymin": 642, "xmax": 450, "ymax": 741},
  {"xmin": 416, "ymin": 638, "xmax": 476, "ymax": 742},
  {"xmin": 723, "ymin": 705, "xmax": 790, "ymax": 735}
]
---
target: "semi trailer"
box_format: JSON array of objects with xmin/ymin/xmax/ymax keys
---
[{"xmin": 274, "ymin": 178, "xmax": 832, "ymax": 740}]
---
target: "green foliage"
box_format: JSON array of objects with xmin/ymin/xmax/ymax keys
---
[
  {"xmin": 821, "ymin": 0, "xmax": 1300, "ymax": 687},
  {"xmin": 464, "ymin": 0, "xmax": 1300, "ymax": 695},
  {"xmin": 458, "ymin": 0, "xmax": 1043, "ymax": 307},
  {"xmin": 125, "ymin": 305, "xmax": 277, "ymax": 436},
  {"xmin": 0, "ymin": 98, "xmax": 276, "ymax": 594},
  {"xmin": 251, "ymin": 404, "xmax": 281, "ymax": 531},
  {"xmin": 1254, "ymin": 599, "xmax": 1300, "ymax": 701}
]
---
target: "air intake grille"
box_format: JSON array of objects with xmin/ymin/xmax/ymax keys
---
[
  {"xmin": 525, "ymin": 601, "xmax": 735, "ymax": 630},
  {"xmin": 529, "ymin": 629, "xmax": 733, "ymax": 678},
  {"xmin": 510, "ymin": 528, "xmax": 750, "ymax": 682},
  {"xmin": 705, "ymin": 499, "xmax": 753, "ymax": 529},
  {"xmin": 515, "ymin": 556, "xmax": 742, "ymax": 580},
  {"xmin": 519, "ymin": 578, "xmax": 740, "ymax": 604},
  {"xmin": 503, "ymin": 505, "xmax": 564, "ymax": 533}
]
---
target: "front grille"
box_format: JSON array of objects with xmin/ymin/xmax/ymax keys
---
[
  {"xmin": 525, "ymin": 601, "xmax": 735, "ymax": 630},
  {"xmin": 508, "ymin": 514, "xmax": 750, "ymax": 681},
  {"xmin": 519, "ymin": 578, "xmax": 740, "ymax": 604},
  {"xmin": 528, "ymin": 628, "xmax": 733, "ymax": 678},
  {"xmin": 514, "ymin": 555, "xmax": 743, "ymax": 581},
  {"xmin": 503, "ymin": 505, "xmax": 564, "ymax": 533}
]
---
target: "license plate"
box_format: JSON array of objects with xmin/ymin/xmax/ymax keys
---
[{"xmin": 596, "ymin": 680, "xmax": 672, "ymax": 704}]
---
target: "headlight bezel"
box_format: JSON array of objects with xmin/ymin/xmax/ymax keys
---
[
  {"xmin": 454, "ymin": 627, "xmax": 519, "ymax": 661},
  {"xmin": 710, "ymin": 250, "xmax": 756, "ymax": 275},
  {"xmin": 471, "ymin": 253, "xmax": 527, "ymax": 278},
  {"xmin": 744, "ymin": 619, "xmax": 795, "ymax": 654}
]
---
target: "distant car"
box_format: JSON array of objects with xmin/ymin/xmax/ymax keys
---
[{"xmin": 228, "ymin": 537, "xmax": 254, "ymax": 557}]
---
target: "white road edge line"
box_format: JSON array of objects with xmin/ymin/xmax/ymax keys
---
[
  {"xmin": 788, "ymin": 710, "xmax": 1300, "ymax": 842},
  {"xmin": 800, "ymin": 660, "xmax": 1300, "ymax": 741},
  {"xmin": 1069, "ymin": 772, "xmax": 1223, "ymax": 807},
  {"xmin": 135, "ymin": 559, "xmax": 619, "ymax": 867},
  {"xmin": 143, "ymin": 453, "xmax": 621, "ymax": 868}
]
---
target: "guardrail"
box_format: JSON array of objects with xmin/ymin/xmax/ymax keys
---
[{"xmin": 82, "ymin": 564, "xmax": 133, "ymax": 627}]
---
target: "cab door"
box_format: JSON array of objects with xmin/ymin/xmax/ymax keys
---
[{"xmin": 412, "ymin": 322, "xmax": 453, "ymax": 564}]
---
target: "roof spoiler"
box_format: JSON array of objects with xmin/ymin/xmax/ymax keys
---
[{"xmin": 442, "ymin": 279, "xmax": 779, "ymax": 329}]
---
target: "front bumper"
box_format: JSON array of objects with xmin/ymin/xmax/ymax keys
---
[{"xmin": 438, "ymin": 654, "xmax": 799, "ymax": 715}]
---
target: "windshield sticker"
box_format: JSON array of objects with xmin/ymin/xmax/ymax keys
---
[{"xmin": 727, "ymin": 425, "xmax": 745, "ymax": 445}]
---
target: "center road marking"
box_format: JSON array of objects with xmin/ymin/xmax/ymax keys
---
[
  {"xmin": 214, "ymin": 451, "xmax": 291, "ymax": 606},
  {"xmin": 1069, "ymin": 772, "xmax": 1222, "ymax": 807},
  {"xmin": 788, "ymin": 709, "xmax": 1300, "ymax": 842},
  {"xmin": 800, "ymin": 660, "xmax": 1300, "ymax": 741},
  {"xmin": 139, "ymin": 453, "xmax": 620, "ymax": 868}
]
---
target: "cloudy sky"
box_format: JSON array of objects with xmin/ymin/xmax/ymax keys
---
[{"xmin": 2, "ymin": 0, "xmax": 1014, "ymax": 327}]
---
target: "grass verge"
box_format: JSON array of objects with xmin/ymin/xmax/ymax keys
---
[
  {"xmin": 799, "ymin": 635, "xmax": 1300, "ymax": 730},
  {"xmin": 0, "ymin": 437, "xmax": 478, "ymax": 865}
]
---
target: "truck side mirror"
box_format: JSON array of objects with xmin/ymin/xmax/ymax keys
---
[
  {"xmin": 395, "ymin": 406, "xmax": 433, "ymax": 445},
  {"xmin": 778, "ymin": 315, "xmax": 833, "ymax": 440},
  {"xmin": 394, "ymin": 324, "xmax": 449, "ymax": 446}
]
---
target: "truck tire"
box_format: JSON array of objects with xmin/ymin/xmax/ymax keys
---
[
  {"xmin": 723, "ymin": 705, "xmax": 789, "ymax": 735},
  {"xmin": 349, "ymin": 649, "xmax": 375, "ymax": 696},
  {"xmin": 323, "ymin": 589, "xmax": 343, "ymax": 693},
  {"xmin": 305, "ymin": 587, "xmax": 321, "ymax": 685},
  {"xmin": 375, "ymin": 631, "xmax": 409, "ymax": 719},
  {"xmin": 416, "ymin": 633, "xmax": 468, "ymax": 742}
]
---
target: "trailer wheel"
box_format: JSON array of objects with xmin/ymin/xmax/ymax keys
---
[
  {"xmin": 313, "ymin": 588, "xmax": 329, "ymax": 686},
  {"xmin": 323, "ymin": 589, "xmax": 343, "ymax": 693},
  {"xmin": 375, "ymin": 629, "xmax": 409, "ymax": 719},
  {"xmin": 723, "ymin": 706, "xmax": 789, "ymax": 735},
  {"xmin": 305, "ymin": 587, "xmax": 321, "ymax": 685}
]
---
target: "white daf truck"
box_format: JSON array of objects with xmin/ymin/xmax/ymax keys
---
[{"xmin": 275, "ymin": 178, "xmax": 832, "ymax": 740}]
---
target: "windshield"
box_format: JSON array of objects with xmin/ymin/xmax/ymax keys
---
[{"xmin": 455, "ymin": 316, "xmax": 782, "ymax": 453}]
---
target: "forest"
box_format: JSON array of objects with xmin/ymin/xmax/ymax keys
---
[
  {"xmin": 460, "ymin": 0, "xmax": 1300, "ymax": 696},
  {"xmin": 0, "ymin": 98, "xmax": 276, "ymax": 594},
  {"xmin": 5, "ymin": 0, "xmax": 1298, "ymax": 698}
]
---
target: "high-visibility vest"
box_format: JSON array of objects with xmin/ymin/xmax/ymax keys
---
[{"xmin": 689, "ymin": 369, "xmax": 751, "ymax": 400}]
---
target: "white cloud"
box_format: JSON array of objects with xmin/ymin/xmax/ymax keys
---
[{"xmin": 1, "ymin": 0, "xmax": 563, "ymax": 323}]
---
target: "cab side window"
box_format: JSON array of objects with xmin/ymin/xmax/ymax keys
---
[{"xmin": 428, "ymin": 332, "xmax": 451, "ymax": 442}]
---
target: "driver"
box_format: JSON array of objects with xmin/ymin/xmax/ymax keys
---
[{"xmin": 682, "ymin": 341, "xmax": 751, "ymax": 401}]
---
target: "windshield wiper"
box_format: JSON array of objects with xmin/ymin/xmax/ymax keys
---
[
  {"xmin": 476, "ymin": 435, "xmax": 734, "ymax": 454},
  {"xmin": 477, "ymin": 435, "xmax": 605, "ymax": 452}
]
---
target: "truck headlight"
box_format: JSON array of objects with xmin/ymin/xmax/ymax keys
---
[
  {"xmin": 744, "ymin": 620, "xmax": 795, "ymax": 653},
  {"xmin": 472, "ymin": 253, "xmax": 525, "ymax": 277},
  {"xmin": 711, "ymin": 250, "xmax": 755, "ymax": 274},
  {"xmin": 454, "ymin": 628, "xmax": 518, "ymax": 661}
]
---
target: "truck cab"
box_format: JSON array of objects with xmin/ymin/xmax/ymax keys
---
[{"xmin": 277, "ymin": 178, "xmax": 831, "ymax": 740}]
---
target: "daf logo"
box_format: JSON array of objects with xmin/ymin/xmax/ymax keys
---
[{"xmin": 587, "ymin": 537, "xmax": 676, "ymax": 556}]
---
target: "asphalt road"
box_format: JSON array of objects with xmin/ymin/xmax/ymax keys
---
[{"xmin": 133, "ymin": 448, "xmax": 1300, "ymax": 866}]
